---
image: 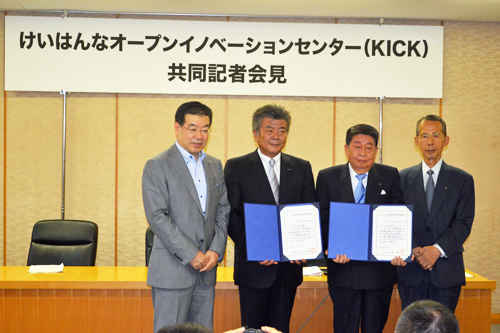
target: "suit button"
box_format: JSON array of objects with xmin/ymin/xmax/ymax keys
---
[
  {"xmin": 200, "ymin": 239, "xmax": 204, "ymax": 242},
  {"xmin": 427, "ymin": 227, "xmax": 431, "ymax": 232}
]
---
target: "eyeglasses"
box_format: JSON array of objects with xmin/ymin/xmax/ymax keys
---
[
  {"xmin": 418, "ymin": 132, "xmax": 443, "ymax": 140},
  {"xmin": 183, "ymin": 126, "xmax": 210, "ymax": 135}
]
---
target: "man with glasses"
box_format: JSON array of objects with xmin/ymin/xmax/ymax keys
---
[
  {"xmin": 142, "ymin": 101, "xmax": 230, "ymax": 332},
  {"xmin": 397, "ymin": 115, "xmax": 475, "ymax": 313},
  {"xmin": 224, "ymin": 104, "xmax": 317, "ymax": 333}
]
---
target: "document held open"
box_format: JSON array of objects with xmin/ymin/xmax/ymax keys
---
[
  {"xmin": 328, "ymin": 202, "xmax": 413, "ymax": 262},
  {"xmin": 244, "ymin": 202, "xmax": 324, "ymax": 262}
]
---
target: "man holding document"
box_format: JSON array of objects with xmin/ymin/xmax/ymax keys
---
[
  {"xmin": 224, "ymin": 104, "xmax": 317, "ymax": 333},
  {"xmin": 397, "ymin": 115, "xmax": 475, "ymax": 313},
  {"xmin": 316, "ymin": 124, "xmax": 406, "ymax": 333}
]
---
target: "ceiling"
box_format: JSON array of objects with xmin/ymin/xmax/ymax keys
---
[{"xmin": 1, "ymin": 0, "xmax": 500, "ymax": 23}]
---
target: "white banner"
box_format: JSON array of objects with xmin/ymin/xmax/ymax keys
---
[{"xmin": 5, "ymin": 16, "xmax": 443, "ymax": 98}]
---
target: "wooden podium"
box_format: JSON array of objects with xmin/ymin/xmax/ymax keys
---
[{"xmin": 0, "ymin": 266, "xmax": 495, "ymax": 332}]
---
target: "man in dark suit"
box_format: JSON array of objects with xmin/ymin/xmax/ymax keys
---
[
  {"xmin": 397, "ymin": 115, "xmax": 474, "ymax": 313},
  {"xmin": 316, "ymin": 124, "xmax": 406, "ymax": 333},
  {"xmin": 224, "ymin": 104, "xmax": 317, "ymax": 333},
  {"xmin": 142, "ymin": 101, "xmax": 230, "ymax": 332}
]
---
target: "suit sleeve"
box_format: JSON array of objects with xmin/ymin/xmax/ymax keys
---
[
  {"xmin": 224, "ymin": 159, "xmax": 246, "ymax": 252},
  {"xmin": 301, "ymin": 161, "xmax": 318, "ymax": 203},
  {"xmin": 316, "ymin": 170, "xmax": 330, "ymax": 252},
  {"xmin": 208, "ymin": 159, "xmax": 230, "ymax": 259},
  {"xmin": 390, "ymin": 168, "xmax": 406, "ymax": 205},
  {"xmin": 436, "ymin": 174, "xmax": 475, "ymax": 256},
  {"xmin": 142, "ymin": 158, "xmax": 199, "ymax": 265}
]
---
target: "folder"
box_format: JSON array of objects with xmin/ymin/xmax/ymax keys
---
[
  {"xmin": 328, "ymin": 202, "xmax": 413, "ymax": 262},
  {"xmin": 244, "ymin": 202, "xmax": 324, "ymax": 262}
]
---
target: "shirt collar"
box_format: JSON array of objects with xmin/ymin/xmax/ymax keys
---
[
  {"xmin": 175, "ymin": 141, "xmax": 205, "ymax": 164},
  {"xmin": 257, "ymin": 148, "xmax": 281, "ymax": 165},
  {"xmin": 348, "ymin": 162, "xmax": 369, "ymax": 179},
  {"xmin": 422, "ymin": 158, "xmax": 443, "ymax": 177}
]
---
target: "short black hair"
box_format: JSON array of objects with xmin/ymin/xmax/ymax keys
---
[
  {"xmin": 345, "ymin": 124, "xmax": 379, "ymax": 147},
  {"xmin": 395, "ymin": 300, "xmax": 460, "ymax": 333},
  {"xmin": 175, "ymin": 101, "xmax": 213, "ymax": 127},
  {"xmin": 416, "ymin": 115, "xmax": 447, "ymax": 137},
  {"xmin": 252, "ymin": 104, "xmax": 291, "ymax": 133},
  {"xmin": 157, "ymin": 323, "xmax": 213, "ymax": 333}
]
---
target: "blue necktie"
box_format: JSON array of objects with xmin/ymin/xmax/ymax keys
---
[{"xmin": 355, "ymin": 174, "xmax": 367, "ymax": 204}]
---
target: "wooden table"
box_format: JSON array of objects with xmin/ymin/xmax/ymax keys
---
[{"xmin": 0, "ymin": 267, "xmax": 495, "ymax": 332}]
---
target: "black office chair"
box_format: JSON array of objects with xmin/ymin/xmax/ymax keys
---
[
  {"xmin": 27, "ymin": 219, "xmax": 98, "ymax": 266},
  {"xmin": 145, "ymin": 227, "xmax": 154, "ymax": 266}
]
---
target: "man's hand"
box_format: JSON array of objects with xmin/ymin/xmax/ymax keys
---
[
  {"xmin": 332, "ymin": 254, "xmax": 350, "ymax": 264},
  {"xmin": 412, "ymin": 247, "xmax": 423, "ymax": 258},
  {"xmin": 200, "ymin": 250, "xmax": 219, "ymax": 272},
  {"xmin": 259, "ymin": 260, "xmax": 278, "ymax": 266},
  {"xmin": 415, "ymin": 246, "xmax": 440, "ymax": 270},
  {"xmin": 391, "ymin": 256, "xmax": 407, "ymax": 266},
  {"xmin": 189, "ymin": 251, "xmax": 207, "ymax": 270},
  {"xmin": 290, "ymin": 259, "xmax": 307, "ymax": 265}
]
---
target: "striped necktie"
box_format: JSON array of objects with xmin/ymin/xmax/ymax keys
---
[{"xmin": 269, "ymin": 159, "xmax": 279, "ymax": 204}]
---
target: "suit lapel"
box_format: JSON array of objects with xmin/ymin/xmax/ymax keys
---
[
  {"xmin": 203, "ymin": 157, "xmax": 216, "ymax": 220},
  {"xmin": 339, "ymin": 163, "xmax": 355, "ymax": 203},
  {"xmin": 407, "ymin": 166, "xmax": 429, "ymax": 223},
  {"xmin": 365, "ymin": 164, "xmax": 381, "ymax": 203},
  {"xmin": 169, "ymin": 145, "xmax": 204, "ymax": 216},
  {"xmin": 279, "ymin": 154, "xmax": 293, "ymax": 204},
  {"xmin": 249, "ymin": 150, "xmax": 276, "ymax": 204},
  {"xmin": 429, "ymin": 161, "xmax": 452, "ymax": 221}
]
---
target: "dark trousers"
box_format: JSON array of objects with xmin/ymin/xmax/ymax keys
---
[
  {"xmin": 330, "ymin": 285, "xmax": 394, "ymax": 333},
  {"xmin": 238, "ymin": 277, "xmax": 297, "ymax": 333},
  {"xmin": 398, "ymin": 274, "xmax": 462, "ymax": 313}
]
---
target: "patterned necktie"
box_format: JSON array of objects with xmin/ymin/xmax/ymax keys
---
[
  {"xmin": 269, "ymin": 159, "xmax": 279, "ymax": 204},
  {"xmin": 354, "ymin": 174, "xmax": 367, "ymax": 204},
  {"xmin": 426, "ymin": 169, "xmax": 435, "ymax": 212}
]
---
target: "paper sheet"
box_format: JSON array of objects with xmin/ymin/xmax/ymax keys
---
[{"xmin": 28, "ymin": 263, "xmax": 64, "ymax": 274}]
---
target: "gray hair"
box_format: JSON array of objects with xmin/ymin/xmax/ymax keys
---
[
  {"xmin": 252, "ymin": 104, "xmax": 291, "ymax": 133},
  {"xmin": 416, "ymin": 115, "xmax": 447, "ymax": 137}
]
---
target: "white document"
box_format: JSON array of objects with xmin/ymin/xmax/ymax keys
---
[
  {"xmin": 303, "ymin": 266, "xmax": 324, "ymax": 276},
  {"xmin": 28, "ymin": 263, "xmax": 64, "ymax": 274},
  {"xmin": 371, "ymin": 206, "xmax": 412, "ymax": 261},
  {"xmin": 280, "ymin": 204, "xmax": 322, "ymax": 261}
]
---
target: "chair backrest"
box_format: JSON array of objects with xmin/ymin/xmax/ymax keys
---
[
  {"xmin": 145, "ymin": 227, "xmax": 154, "ymax": 266},
  {"xmin": 27, "ymin": 219, "xmax": 98, "ymax": 266}
]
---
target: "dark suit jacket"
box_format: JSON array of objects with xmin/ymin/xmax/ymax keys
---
[
  {"xmin": 224, "ymin": 150, "xmax": 317, "ymax": 289},
  {"xmin": 397, "ymin": 161, "xmax": 475, "ymax": 288},
  {"xmin": 317, "ymin": 162, "xmax": 405, "ymax": 290}
]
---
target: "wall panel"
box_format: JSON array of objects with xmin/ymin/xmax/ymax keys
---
[
  {"xmin": 0, "ymin": 12, "xmax": 5, "ymax": 264},
  {"xmin": 442, "ymin": 21, "xmax": 500, "ymax": 313},
  {"xmin": 6, "ymin": 92, "xmax": 62, "ymax": 265},
  {"xmin": 65, "ymin": 93, "xmax": 116, "ymax": 266}
]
